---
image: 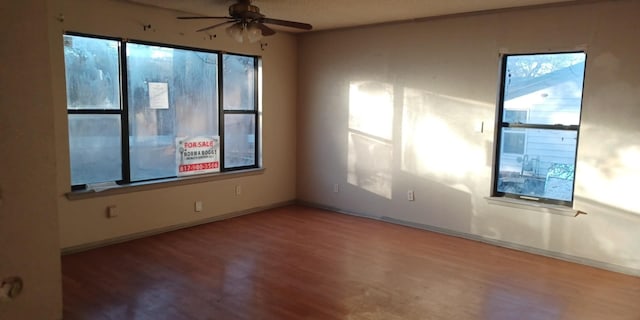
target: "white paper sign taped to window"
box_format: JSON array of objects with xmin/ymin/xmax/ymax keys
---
[{"xmin": 149, "ymin": 82, "xmax": 169, "ymax": 109}]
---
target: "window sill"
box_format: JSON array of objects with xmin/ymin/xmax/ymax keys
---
[
  {"xmin": 66, "ymin": 168, "xmax": 265, "ymax": 200},
  {"xmin": 485, "ymin": 196, "xmax": 585, "ymax": 217}
]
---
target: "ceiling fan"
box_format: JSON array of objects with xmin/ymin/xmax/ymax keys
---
[{"xmin": 177, "ymin": 0, "xmax": 313, "ymax": 43}]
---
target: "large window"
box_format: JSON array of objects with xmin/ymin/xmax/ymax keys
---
[
  {"xmin": 64, "ymin": 34, "xmax": 260, "ymax": 189},
  {"xmin": 493, "ymin": 52, "xmax": 586, "ymax": 206}
]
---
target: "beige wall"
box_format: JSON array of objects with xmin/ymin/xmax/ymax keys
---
[
  {"xmin": 297, "ymin": 0, "xmax": 640, "ymax": 275},
  {"xmin": 3, "ymin": 0, "xmax": 298, "ymax": 316},
  {"xmin": 0, "ymin": 0, "xmax": 63, "ymax": 319},
  {"xmin": 2, "ymin": 0, "xmax": 638, "ymax": 317},
  {"xmin": 54, "ymin": 0, "xmax": 299, "ymax": 249}
]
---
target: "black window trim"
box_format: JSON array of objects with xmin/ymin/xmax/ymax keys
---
[
  {"xmin": 64, "ymin": 31, "xmax": 261, "ymax": 191},
  {"xmin": 492, "ymin": 50, "xmax": 586, "ymax": 207},
  {"xmin": 220, "ymin": 52, "xmax": 261, "ymax": 172}
]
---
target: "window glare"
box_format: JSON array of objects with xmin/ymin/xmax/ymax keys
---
[
  {"xmin": 127, "ymin": 43, "xmax": 219, "ymax": 181},
  {"xmin": 223, "ymin": 54, "xmax": 256, "ymax": 111},
  {"xmin": 63, "ymin": 35, "xmax": 120, "ymax": 110},
  {"xmin": 68, "ymin": 114, "xmax": 122, "ymax": 185},
  {"xmin": 224, "ymin": 114, "xmax": 256, "ymax": 167},
  {"xmin": 64, "ymin": 34, "xmax": 260, "ymax": 188},
  {"xmin": 503, "ymin": 53, "xmax": 585, "ymax": 126}
]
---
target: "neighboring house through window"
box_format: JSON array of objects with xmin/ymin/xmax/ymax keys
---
[{"xmin": 493, "ymin": 52, "xmax": 586, "ymax": 206}]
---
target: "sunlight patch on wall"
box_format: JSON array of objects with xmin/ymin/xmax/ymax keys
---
[
  {"xmin": 577, "ymin": 145, "xmax": 640, "ymax": 214},
  {"xmin": 348, "ymin": 81, "xmax": 394, "ymax": 140},
  {"xmin": 401, "ymin": 88, "xmax": 486, "ymax": 180},
  {"xmin": 347, "ymin": 81, "xmax": 394, "ymax": 199},
  {"xmin": 348, "ymin": 132, "xmax": 393, "ymax": 199}
]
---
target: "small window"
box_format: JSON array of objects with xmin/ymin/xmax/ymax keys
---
[
  {"xmin": 223, "ymin": 54, "xmax": 259, "ymax": 169},
  {"xmin": 493, "ymin": 52, "xmax": 586, "ymax": 206},
  {"xmin": 63, "ymin": 34, "xmax": 261, "ymax": 189},
  {"xmin": 64, "ymin": 35, "xmax": 123, "ymax": 186}
]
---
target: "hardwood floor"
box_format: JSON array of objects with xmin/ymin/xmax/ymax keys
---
[{"xmin": 62, "ymin": 205, "xmax": 640, "ymax": 320}]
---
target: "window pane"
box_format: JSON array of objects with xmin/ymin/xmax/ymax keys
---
[
  {"xmin": 503, "ymin": 110, "xmax": 527, "ymax": 123},
  {"xmin": 224, "ymin": 114, "xmax": 255, "ymax": 167},
  {"xmin": 497, "ymin": 128, "xmax": 577, "ymax": 202},
  {"xmin": 127, "ymin": 43, "xmax": 218, "ymax": 181},
  {"xmin": 223, "ymin": 55, "xmax": 255, "ymax": 111},
  {"xmin": 503, "ymin": 53, "xmax": 585, "ymax": 126},
  {"xmin": 68, "ymin": 115, "xmax": 122, "ymax": 185},
  {"xmin": 63, "ymin": 35, "xmax": 120, "ymax": 110},
  {"xmin": 502, "ymin": 129, "xmax": 525, "ymax": 154}
]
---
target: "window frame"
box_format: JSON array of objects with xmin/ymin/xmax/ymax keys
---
[
  {"xmin": 64, "ymin": 32, "xmax": 261, "ymax": 191},
  {"xmin": 492, "ymin": 51, "xmax": 586, "ymax": 207},
  {"xmin": 220, "ymin": 52, "xmax": 261, "ymax": 172}
]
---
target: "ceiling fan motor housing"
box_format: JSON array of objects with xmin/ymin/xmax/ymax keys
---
[
  {"xmin": 230, "ymin": 1, "xmax": 264, "ymax": 20},
  {"xmin": 177, "ymin": 0, "xmax": 312, "ymax": 36}
]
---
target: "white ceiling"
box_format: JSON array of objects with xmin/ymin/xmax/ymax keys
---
[{"xmin": 127, "ymin": 0, "xmax": 577, "ymax": 32}]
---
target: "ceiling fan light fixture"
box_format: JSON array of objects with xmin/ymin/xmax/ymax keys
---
[
  {"xmin": 226, "ymin": 23, "xmax": 244, "ymax": 43},
  {"xmin": 246, "ymin": 21, "xmax": 263, "ymax": 43}
]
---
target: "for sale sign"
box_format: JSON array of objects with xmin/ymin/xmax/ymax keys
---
[{"xmin": 176, "ymin": 136, "xmax": 220, "ymax": 176}]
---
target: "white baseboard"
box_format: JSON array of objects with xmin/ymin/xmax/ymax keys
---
[
  {"xmin": 61, "ymin": 200, "xmax": 296, "ymax": 255},
  {"xmin": 299, "ymin": 201, "xmax": 640, "ymax": 278}
]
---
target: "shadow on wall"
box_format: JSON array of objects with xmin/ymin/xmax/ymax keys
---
[
  {"xmin": 341, "ymin": 77, "xmax": 640, "ymax": 271},
  {"xmin": 576, "ymin": 126, "xmax": 640, "ymax": 215},
  {"xmin": 571, "ymin": 195, "xmax": 640, "ymax": 270},
  {"xmin": 346, "ymin": 80, "xmax": 494, "ymax": 230},
  {"xmin": 346, "ymin": 80, "xmax": 494, "ymax": 202}
]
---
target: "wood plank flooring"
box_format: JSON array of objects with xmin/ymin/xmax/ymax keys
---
[{"xmin": 62, "ymin": 205, "xmax": 640, "ymax": 319}]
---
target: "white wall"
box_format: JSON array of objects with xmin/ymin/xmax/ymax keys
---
[
  {"xmin": 0, "ymin": 0, "xmax": 63, "ymax": 318},
  {"xmin": 52, "ymin": 0, "xmax": 299, "ymax": 249},
  {"xmin": 297, "ymin": 0, "xmax": 640, "ymax": 274}
]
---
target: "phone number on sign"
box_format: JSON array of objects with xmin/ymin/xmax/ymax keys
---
[{"xmin": 179, "ymin": 162, "xmax": 219, "ymax": 172}]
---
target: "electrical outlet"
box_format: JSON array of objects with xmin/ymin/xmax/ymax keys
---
[
  {"xmin": 235, "ymin": 185, "xmax": 242, "ymax": 196},
  {"xmin": 0, "ymin": 276, "xmax": 23, "ymax": 301},
  {"xmin": 194, "ymin": 201, "xmax": 203, "ymax": 212},
  {"xmin": 333, "ymin": 184, "xmax": 339, "ymax": 193},
  {"xmin": 106, "ymin": 205, "xmax": 118, "ymax": 218},
  {"xmin": 407, "ymin": 190, "xmax": 415, "ymax": 201}
]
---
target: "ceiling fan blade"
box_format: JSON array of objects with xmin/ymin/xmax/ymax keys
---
[
  {"xmin": 197, "ymin": 20, "xmax": 235, "ymax": 32},
  {"xmin": 177, "ymin": 16, "xmax": 232, "ymax": 20},
  {"xmin": 261, "ymin": 18, "xmax": 312, "ymax": 30},
  {"xmin": 256, "ymin": 23, "xmax": 276, "ymax": 36}
]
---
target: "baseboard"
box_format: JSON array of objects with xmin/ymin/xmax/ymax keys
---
[
  {"xmin": 298, "ymin": 201, "xmax": 640, "ymax": 278},
  {"xmin": 61, "ymin": 200, "xmax": 296, "ymax": 255}
]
